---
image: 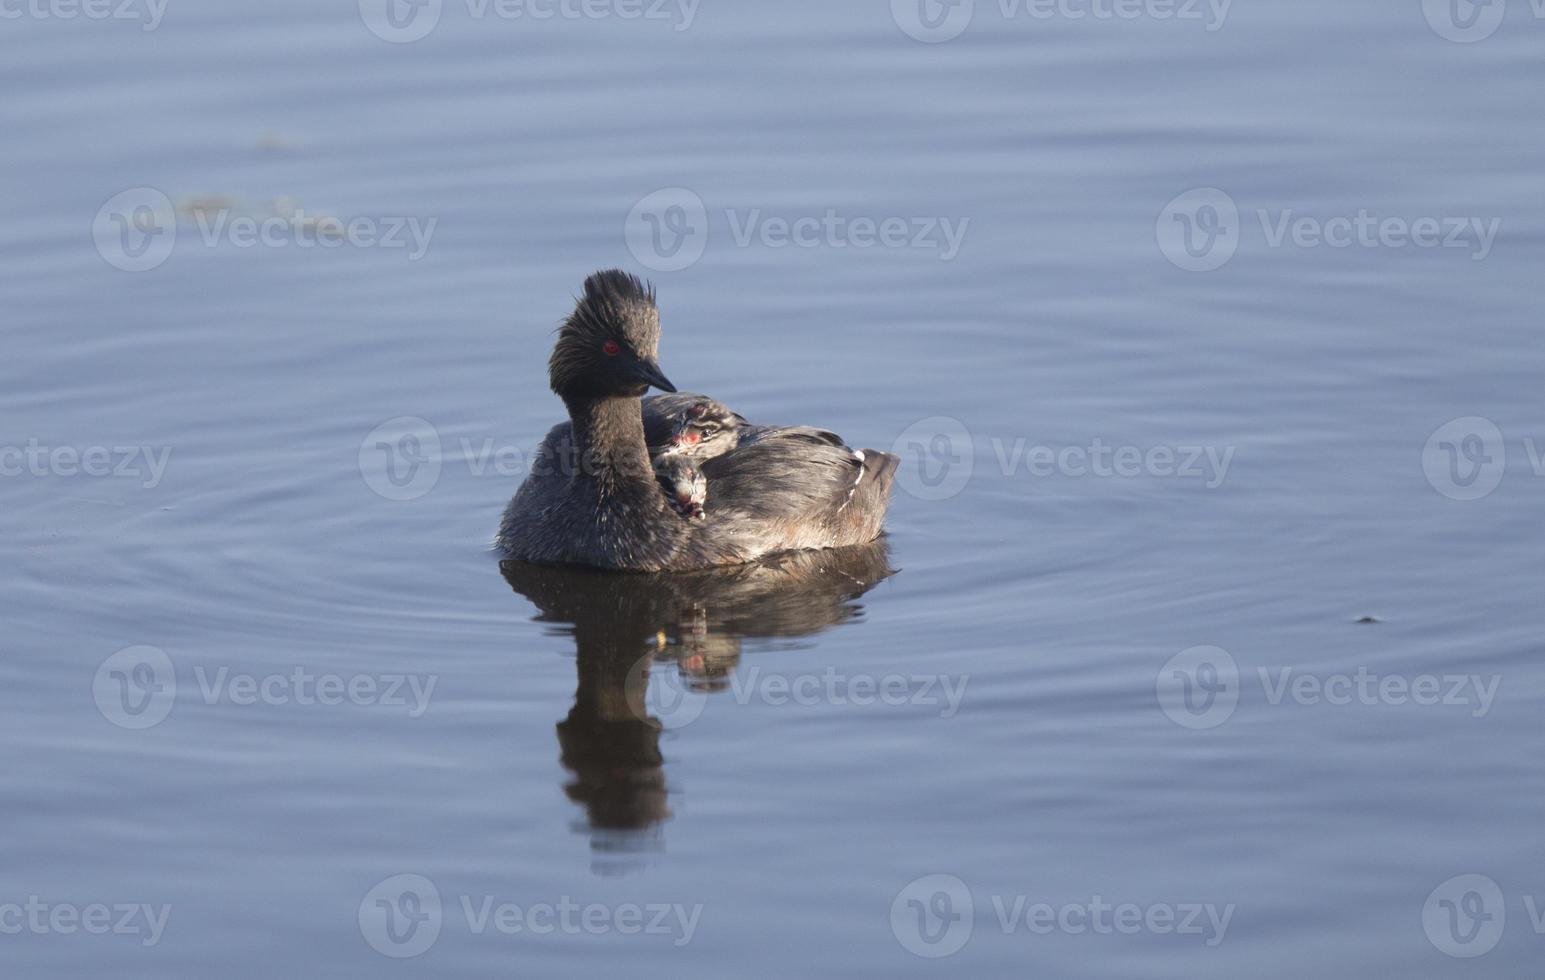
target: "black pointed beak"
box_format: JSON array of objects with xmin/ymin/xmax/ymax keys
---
[{"xmin": 635, "ymin": 358, "xmax": 676, "ymax": 393}]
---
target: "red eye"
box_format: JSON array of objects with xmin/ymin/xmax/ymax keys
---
[{"xmin": 602, "ymin": 340, "xmax": 621, "ymax": 356}]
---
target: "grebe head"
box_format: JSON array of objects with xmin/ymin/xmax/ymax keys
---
[{"xmin": 549, "ymin": 269, "xmax": 676, "ymax": 400}]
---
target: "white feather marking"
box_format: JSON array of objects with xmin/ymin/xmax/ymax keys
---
[{"xmin": 837, "ymin": 452, "xmax": 865, "ymax": 513}]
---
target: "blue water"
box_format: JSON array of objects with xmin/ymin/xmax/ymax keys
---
[{"xmin": 3, "ymin": 0, "xmax": 1544, "ymax": 975}]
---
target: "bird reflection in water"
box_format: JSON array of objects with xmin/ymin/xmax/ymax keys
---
[{"xmin": 500, "ymin": 540, "xmax": 895, "ymax": 873}]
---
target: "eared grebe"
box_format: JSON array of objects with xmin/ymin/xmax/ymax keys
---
[{"xmin": 496, "ymin": 270, "xmax": 898, "ymax": 571}]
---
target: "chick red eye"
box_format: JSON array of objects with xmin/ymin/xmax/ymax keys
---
[{"xmin": 602, "ymin": 340, "xmax": 621, "ymax": 356}]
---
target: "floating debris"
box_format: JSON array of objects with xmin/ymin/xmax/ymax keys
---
[
  {"xmin": 268, "ymin": 197, "xmax": 346, "ymax": 240},
  {"xmin": 255, "ymin": 131, "xmax": 294, "ymax": 152},
  {"xmin": 176, "ymin": 194, "xmax": 237, "ymax": 220}
]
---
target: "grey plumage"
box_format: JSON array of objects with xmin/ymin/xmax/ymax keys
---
[{"xmin": 497, "ymin": 271, "xmax": 897, "ymax": 571}]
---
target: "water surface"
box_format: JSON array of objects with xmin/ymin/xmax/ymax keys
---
[{"xmin": 3, "ymin": 0, "xmax": 1544, "ymax": 975}]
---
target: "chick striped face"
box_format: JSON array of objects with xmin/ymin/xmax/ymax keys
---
[{"xmin": 666, "ymin": 401, "xmax": 741, "ymax": 460}]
